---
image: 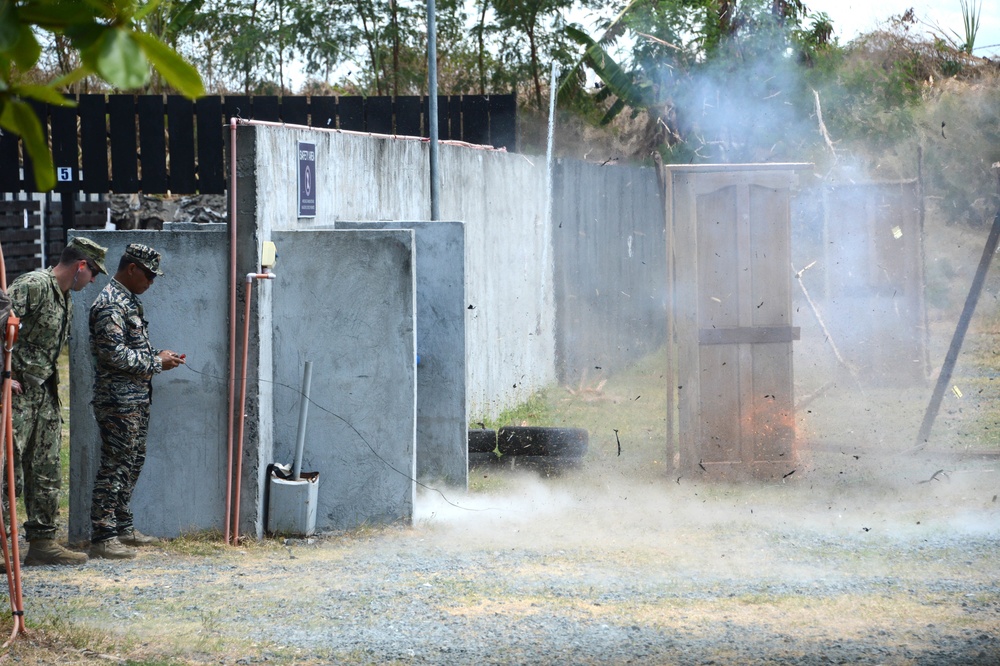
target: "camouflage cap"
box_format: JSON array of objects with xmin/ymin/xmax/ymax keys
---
[
  {"xmin": 124, "ymin": 243, "xmax": 164, "ymax": 276},
  {"xmin": 68, "ymin": 236, "xmax": 108, "ymax": 275}
]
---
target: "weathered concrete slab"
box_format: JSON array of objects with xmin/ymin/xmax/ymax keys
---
[
  {"xmin": 337, "ymin": 221, "xmax": 467, "ymax": 487},
  {"xmin": 270, "ymin": 230, "xmax": 416, "ymax": 529},
  {"xmin": 243, "ymin": 124, "xmax": 554, "ymax": 421},
  {"xmin": 69, "ymin": 226, "xmax": 230, "ymax": 541}
]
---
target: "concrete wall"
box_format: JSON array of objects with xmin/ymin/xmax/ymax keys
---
[
  {"xmin": 243, "ymin": 125, "xmax": 554, "ymax": 420},
  {"xmin": 234, "ymin": 126, "xmax": 419, "ymax": 536},
  {"xmin": 271, "ymin": 230, "xmax": 416, "ymax": 530},
  {"xmin": 337, "ymin": 222, "xmax": 466, "ymax": 486},
  {"xmin": 64, "ymin": 125, "xmax": 670, "ymax": 540},
  {"xmin": 551, "ymin": 159, "xmax": 668, "ymax": 385},
  {"xmin": 68, "ymin": 223, "xmax": 418, "ymax": 539},
  {"xmin": 69, "ymin": 226, "xmax": 230, "ymax": 542}
]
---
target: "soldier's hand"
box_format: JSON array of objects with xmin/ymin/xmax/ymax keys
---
[
  {"xmin": 9, "ymin": 379, "xmax": 21, "ymax": 395},
  {"xmin": 159, "ymin": 350, "xmax": 186, "ymax": 371}
]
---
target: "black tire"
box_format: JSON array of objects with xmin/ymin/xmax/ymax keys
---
[
  {"xmin": 468, "ymin": 451, "xmax": 500, "ymax": 468},
  {"xmin": 495, "ymin": 426, "xmax": 588, "ymax": 458},
  {"xmin": 510, "ymin": 454, "xmax": 585, "ymax": 475},
  {"xmin": 468, "ymin": 429, "xmax": 497, "ymax": 454}
]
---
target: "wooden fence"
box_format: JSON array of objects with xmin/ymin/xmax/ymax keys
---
[{"xmin": 0, "ymin": 93, "xmax": 517, "ymax": 195}]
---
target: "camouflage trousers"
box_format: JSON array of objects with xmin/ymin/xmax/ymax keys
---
[
  {"xmin": 2, "ymin": 381, "xmax": 62, "ymax": 541},
  {"xmin": 90, "ymin": 402, "xmax": 149, "ymax": 543}
]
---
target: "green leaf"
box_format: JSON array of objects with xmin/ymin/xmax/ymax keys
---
[
  {"xmin": 166, "ymin": 0, "xmax": 206, "ymax": 37},
  {"xmin": 134, "ymin": 0, "xmax": 165, "ymax": 21},
  {"xmin": 0, "ymin": 3, "xmax": 41, "ymax": 70},
  {"xmin": 564, "ymin": 25, "xmax": 650, "ymax": 111},
  {"xmin": 88, "ymin": 27, "xmax": 150, "ymax": 89},
  {"xmin": 18, "ymin": 1, "xmax": 99, "ymax": 29},
  {"xmin": 9, "ymin": 24, "xmax": 41, "ymax": 70},
  {"xmin": 16, "ymin": 84, "xmax": 76, "ymax": 106},
  {"xmin": 599, "ymin": 98, "xmax": 626, "ymax": 126},
  {"xmin": 133, "ymin": 31, "xmax": 204, "ymax": 98},
  {"xmin": 0, "ymin": 1, "xmax": 19, "ymax": 51},
  {"xmin": 0, "ymin": 98, "xmax": 54, "ymax": 191}
]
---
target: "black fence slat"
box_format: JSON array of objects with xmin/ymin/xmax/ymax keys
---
[
  {"xmin": 79, "ymin": 94, "xmax": 109, "ymax": 192},
  {"xmin": 22, "ymin": 101, "xmax": 49, "ymax": 192},
  {"xmin": 50, "ymin": 101, "xmax": 79, "ymax": 193},
  {"xmin": 137, "ymin": 95, "xmax": 168, "ymax": 193},
  {"xmin": 0, "ymin": 201, "xmax": 41, "ymax": 285},
  {"xmin": 462, "ymin": 95, "xmax": 489, "ymax": 145},
  {"xmin": 338, "ymin": 97, "xmax": 364, "ymax": 131},
  {"xmin": 419, "ymin": 96, "xmax": 443, "ymax": 139},
  {"xmin": 366, "ymin": 97, "xmax": 392, "ymax": 134},
  {"xmin": 281, "ymin": 96, "xmax": 309, "ymax": 125},
  {"xmin": 1, "ymin": 93, "xmax": 516, "ymax": 196},
  {"xmin": 395, "ymin": 96, "xmax": 422, "ymax": 137},
  {"xmin": 108, "ymin": 95, "xmax": 138, "ymax": 192},
  {"xmin": 223, "ymin": 95, "xmax": 251, "ymax": 123},
  {"xmin": 488, "ymin": 95, "xmax": 516, "ymax": 152},
  {"xmin": 195, "ymin": 96, "xmax": 225, "ymax": 194},
  {"xmin": 167, "ymin": 96, "xmax": 196, "ymax": 193},
  {"xmin": 252, "ymin": 96, "xmax": 279, "ymax": 121},
  {"xmin": 435, "ymin": 95, "xmax": 449, "ymax": 140},
  {"xmin": 310, "ymin": 96, "xmax": 336, "ymax": 129},
  {"xmin": 0, "ymin": 119, "xmax": 22, "ymax": 191},
  {"xmin": 74, "ymin": 200, "xmax": 110, "ymax": 230},
  {"xmin": 447, "ymin": 96, "xmax": 462, "ymax": 141}
]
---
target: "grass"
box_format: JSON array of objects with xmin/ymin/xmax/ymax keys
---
[{"xmin": 474, "ymin": 346, "xmax": 672, "ymax": 476}]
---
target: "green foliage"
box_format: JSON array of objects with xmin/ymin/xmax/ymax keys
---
[
  {"xmin": 559, "ymin": 0, "xmax": 842, "ymax": 162},
  {"xmin": 0, "ymin": 0, "xmax": 204, "ymax": 190}
]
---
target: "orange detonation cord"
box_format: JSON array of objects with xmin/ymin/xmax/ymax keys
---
[{"xmin": 0, "ymin": 241, "xmax": 26, "ymax": 645}]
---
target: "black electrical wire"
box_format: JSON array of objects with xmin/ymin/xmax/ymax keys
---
[{"xmin": 180, "ymin": 363, "xmax": 489, "ymax": 512}]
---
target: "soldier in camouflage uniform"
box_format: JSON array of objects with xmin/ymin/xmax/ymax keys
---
[
  {"xmin": 88, "ymin": 244, "xmax": 185, "ymax": 560},
  {"xmin": 5, "ymin": 237, "xmax": 107, "ymax": 566}
]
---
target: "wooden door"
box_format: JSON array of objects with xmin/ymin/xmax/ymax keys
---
[{"xmin": 667, "ymin": 165, "xmax": 807, "ymax": 480}]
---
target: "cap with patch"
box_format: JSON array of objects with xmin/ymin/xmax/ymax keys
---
[
  {"xmin": 68, "ymin": 236, "xmax": 108, "ymax": 275},
  {"xmin": 124, "ymin": 243, "xmax": 164, "ymax": 276}
]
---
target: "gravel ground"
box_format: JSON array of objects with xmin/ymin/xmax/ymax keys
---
[{"xmin": 6, "ymin": 450, "xmax": 1000, "ymax": 666}]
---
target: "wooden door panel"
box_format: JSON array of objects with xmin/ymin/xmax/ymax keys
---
[{"xmin": 667, "ymin": 164, "xmax": 807, "ymax": 480}]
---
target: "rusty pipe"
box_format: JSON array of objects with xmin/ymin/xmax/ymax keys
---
[
  {"xmin": 0, "ymin": 316, "xmax": 24, "ymax": 643},
  {"xmin": 230, "ymin": 272, "xmax": 276, "ymax": 545}
]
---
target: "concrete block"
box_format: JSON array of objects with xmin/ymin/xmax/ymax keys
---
[
  {"xmin": 271, "ymin": 229, "xmax": 416, "ymax": 531},
  {"xmin": 336, "ymin": 221, "xmax": 467, "ymax": 487},
  {"xmin": 69, "ymin": 228, "xmax": 230, "ymax": 542}
]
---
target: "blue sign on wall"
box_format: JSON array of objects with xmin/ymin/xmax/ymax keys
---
[{"xmin": 298, "ymin": 141, "xmax": 316, "ymax": 217}]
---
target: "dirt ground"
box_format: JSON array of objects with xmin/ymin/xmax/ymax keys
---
[{"xmin": 1, "ymin": 383, "xmax": 998, "ymax": 666}]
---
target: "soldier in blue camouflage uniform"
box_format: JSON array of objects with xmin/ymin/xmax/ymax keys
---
[
  {"xmin": 4, "ymin": 237, "xmax": 107, "ymax": 566},
  {"xmin": 88, "ymin": 244, "xmax": 184, "ymax": 560}
]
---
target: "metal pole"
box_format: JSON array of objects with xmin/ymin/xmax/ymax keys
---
[
  {"xmin": 914, "ymin": 205, "xmax": 1000, "ymax": 449},
  {"xmin": 427, "ymin": 0, "xmax": 440, "ymax": 220},
  {"xmin": 293, "ymin": 361, "xmax": 313, "ymax": 480},
  {"xmin": 542, "ymin": 61, "xmax": 556, "ymax": 313}
]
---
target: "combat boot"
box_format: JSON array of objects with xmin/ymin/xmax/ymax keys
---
[
  {"xmin": 89, "ymin": 537, "xmax": 137, "ymax": 560},
  {"xmin": 118, "ymin": 527, "xmax": 160, "ymax": 546},
  {"xmin": 23, "ymin": 539, "xmax": 88, "ymax": 566}
]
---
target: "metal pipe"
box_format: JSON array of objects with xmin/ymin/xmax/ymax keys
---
[
  {"xmin": 225, "ymin": 117, "xmax": 238, "ymax": 545},
  {"xmin": 427, "ymin": 0, "xmax": 440, "ymax": 220},
  {"xmin": 231, "ymin": 272, "xmax": 276, "ymax": 544},
  {"xmin": 913, "ymin": 205, "xmax": 1000, "ymax": 450},
  {"xmin": 292, "ymin": 361, "xmax": 313, "ymax": 481},
  {"xmin": 543, "ymin": 61, "xmax": 557, "ymax": 313}
]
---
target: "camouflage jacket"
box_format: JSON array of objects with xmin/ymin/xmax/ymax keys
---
[
  {"xmin": 90, "ymin": 278, "xmax": 163, "ymax": 406},
  {"xmin": 8, "ymin": 268, "xmax": 71, "ymax": 387}
]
